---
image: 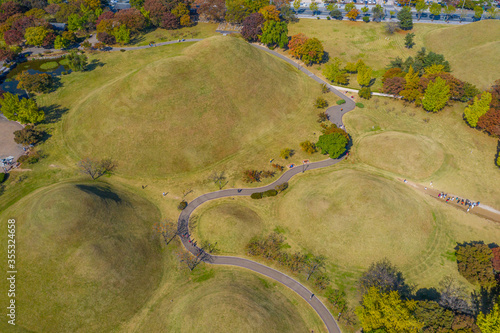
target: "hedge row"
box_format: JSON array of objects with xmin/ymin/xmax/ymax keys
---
[{"xmin": 251, "ymin": 189, "xmax": 278, "ymax": 199}]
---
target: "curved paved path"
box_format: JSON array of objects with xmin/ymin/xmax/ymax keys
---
[{"xmin": 169, "ymin": 40, "xmax": 356, "ymax": 333}]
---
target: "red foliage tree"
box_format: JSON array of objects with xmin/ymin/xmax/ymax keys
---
[
  {"xmin": 12, "ymin": 15, "xmax": 36, "ymax": 34},
  {"xmin": 4, "ymin": 29, "xmax": 23, "ymax": 45},
  {"xmin": 382, "ymin": 67, "xmax": 405, "ymax": 83},
  {"xmin": 477, "ymin": 108, "xmax": 500, "ymax": 136},
  {"xmin": 195, "ymin": 0, "xmax": 226, "ymax": 21},
  {"xmin": 115, "ymin": 8, "xmax": 147, "ymax": 32},
  {"xmin": 144, "ymin": 0, "xmax": 167, "ymax": 27},
  {"xmin": 0, "ymin": 48, "xmax": 16, "ymax": 62},
  {"xmin": 288, "ymin": 33, "xmax": 308, "ymax": 59},
  {"xmin": 492, "ymin": 247, "xmax": 500, "ymax": 272},
  {"xmin": 96, "ymin": 10, "xmax": 115, "ymax": 26},
  {"xmin": 420, "ymin": 73, "xmax": 464, "ymax": 101},
  {"xmin": 489, "ymin": 79, "xmax": 500, "ymax": 110},
  {"xmin": 383, "ymin": 76, "xmax": 406, "ymax": 95},
  {"xmin": 161, "ymin": 12, "xmax": 179, "ymax": 30},
  {"xmin": 241, "ymin": 12, "xmax": 264, "ymax": 42},
  {"xmin": 0, "ymin": 2, "xmax": 24, "ymax": 23},
  {"xmin": 42, "ymin": 30, "xmax": 56, "ymax": 48},
  {"xmin": 97, "ymin": 31, "xmax": 116, "ymax": 45},
  {"xmin": 44, "ymin": 4, "xmax": 60, "ymax": 15}
]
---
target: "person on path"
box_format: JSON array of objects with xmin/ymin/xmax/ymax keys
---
[{"xmin": 310, "ymin": 293, "xmax": 314, "ymax": 299}]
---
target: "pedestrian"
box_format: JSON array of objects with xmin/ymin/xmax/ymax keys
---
[{"xmin": 310, "ymin": 293, "xmax": 314, "ymax": 299}]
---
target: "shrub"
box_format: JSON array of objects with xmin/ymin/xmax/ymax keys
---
[
  {"xmin": 263, "ymin": 189, "xmax": 278, "ymax": 197},
  {"xmin": 271, "ymin": 163, "xmax": 284, "ymax": 171},
  {"xmin": 178, "ymin": 200, "xmax": 188, "ymax": 210},
  {"xmin": 300, "ymin": 140, "xmax": 317, "ymax": 154},
  {"xmin": 14, "ymin": 126, "xmax": 44, "ymax": 146},
  {"xmin": 363, "ymin": 16, "xmax": 370, "ymax": 22},
  {"xmin": 359, "ymin": 87, "xmax": 372, "ymax": 100},
  {"xmin": 262, "ymin": 170, "xmax": 276, "ymax": 178},
  {"xmin": 356, "ymin": 102, "xmax": 364, "ymax": 108},
  {"xmin": 317, "ymin": 112, "xmax": 328, "ymax": 123},
  {"xmin": 336, "ymin": 99, "xmax": 346, "ymax": 105},
  {"xmin": 280, "ymin": 148, "xmax": 294, "ymax": 159},
  {"xmin": 251, "ymin": 192, "xmax": 263, "ymax": 199},
  {"xmin": 275, "ymin": 182, "xmax": 288, "ymax": 192},
  {"xmin": 327, "ymin": 16, "xmax": 331, "ymax": 20},
  {"xmin": 17, "ymin": 153, "xmax": 39, "ymax": 165},
  {"xmin": 314, "ymin": 96, "xmax": 328, "ymax": 108},
  {"xmin": 243, "ymin": 169, "xmax": 261, "ymax": 183}
]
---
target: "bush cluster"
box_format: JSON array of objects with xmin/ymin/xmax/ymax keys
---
[
  {"xmin": 250, "ymin": 189, "xmax": 278, "ymax": 199},
  {"xmin": 337, "ymin": 99, "xmax": 346, "ymax": 105}
]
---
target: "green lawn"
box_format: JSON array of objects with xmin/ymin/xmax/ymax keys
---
[
  {"xmin": 192, "ymin": 96, "xmax": 500, "ymax": 312},
  {"xmin": 287, "ymin": 19, "xmax": 499, "ymax": 91},
  {"xmin": 129, "ymin": 23, "xmax": 220, "ymax": 46}
]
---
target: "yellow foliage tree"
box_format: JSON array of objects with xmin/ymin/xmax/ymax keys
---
[{"xmin": 259, "ymin": 5, "xmax": 281, "ymax": 21}]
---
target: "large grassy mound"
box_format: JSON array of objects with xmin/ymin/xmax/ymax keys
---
[
  {"xmin": 357, "ymin": 131, "xmax": 444, "ymax": 180},
  {"xmin": 133, "ymin": 267, "xmax": 326, "ymax": 332},
  {"xmin": 0, "ymin": 183, "xmax": 162, "ymax": 333},
  {"xmin": 62, "ymin": 36, "xmax": 321, "ymax": 178},
  {"xmin": 425, "ymin": 20, "xmax": 500, "ymax": 89}
]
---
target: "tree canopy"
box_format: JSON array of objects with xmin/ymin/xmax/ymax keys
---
[
  {"xmin": 316, "ymin": 132, "xmax": 348, "ymax": 159},
  {"xmin": 422, "ymin": 77, "xmax": 450, "ymax": 112},
  {"xmin": 464, "ymin": 92, "xmax": 492, "ymax": 128}
]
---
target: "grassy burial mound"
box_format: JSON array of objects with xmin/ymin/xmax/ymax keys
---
[
  {"xmin": 134, "ymin": 267, "xmax": 326, "ymax": 333},
  {"xmin": 424, "ymin": 20, "xmax": 500, "ymax": 90},
  {"xmin": 61, "ymin": 36, "xmax": 322, "ymax": 178},
  {"xmin": 0, "ymin": 183, "xmax": 161, "ymax": 333}
]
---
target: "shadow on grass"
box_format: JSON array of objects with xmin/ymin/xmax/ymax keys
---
[
  {"xmin": 76, "ymin": 184, "xmax": 121, "ymax": 203},
  {"xmin": 41, "ymin": 104, "xmax": 69, "ymax": 124},
  {"xmin": 86, "ymin": 59, "xmax": 105, "ymax": 72}
]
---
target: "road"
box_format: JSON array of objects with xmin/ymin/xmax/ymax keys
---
[{"xmin": 174, "ymin": 43, "xmax": 356, "ymax": 333}]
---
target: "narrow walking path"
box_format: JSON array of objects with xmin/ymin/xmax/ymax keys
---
[{"xmin": 169, "ymin": 40, "xmax": 356, "ymax": 333}]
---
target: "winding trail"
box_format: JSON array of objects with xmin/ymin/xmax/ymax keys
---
[{"xmin": 168, "ymin": 40, "xmax": 357, "ymax": 333}]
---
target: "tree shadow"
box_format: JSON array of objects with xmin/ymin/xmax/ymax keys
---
[
  {"xmin": 86, "ymin": 59, "xmax": 105, "ymax": 72},
  {"xmin": 471, "ymin": 285, "xmax": 500, "ymax": 315},
  {"xmin": 41, "ymin": 104, "xmax": 69, "ymax": 124},
  {"xmin": 414, "ymin": 287, "xmax": 441, "ymax": 302},
  {"xmin": 322, "ymin": 51, "xmax": 330, "ymax": 64},
  {"xmin": 76, "ymin": 184, "xmax": 122, "ymax": 203}
]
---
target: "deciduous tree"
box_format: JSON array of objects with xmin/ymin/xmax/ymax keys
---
[
  {"xmin": 400, "ymin": 66, "xmax": 421, "ymax": 103},
  {"xmin": 195, "ymin": 0, "xmax": 226, "ymax": 22},
  {"xmin": 429, "ymin": 3, "xmax": 441, "ymax": 20},
  {"xmin": 323, "ymin": 57, "xmax": 348, "ymax": 85},
  {"xmin": 422, "ymin": 77, "xmax": 450, "ymax": 112},
  {"xmin": 258, "ymin": 4, "xmax": 280, "ymax": 21},
  {"xmin": 415, "ymin": 0, "xmax": 427, "ymax": 20},
  {"xmin": 241, "ymin": 12, "xmax": 264, "ymax": 41},
  {"xmin": 77, "ymin": 157, "xmax": 116, "ymax": 180},
  {"xmin": 16, "ymin": 71, "xmax": 53, "ymax": 93},
  {"xmin": 477, "ymin": 301, "xmax": 500, "ymax": 333},
  {"xmin": 456, "ymin": 241, "xmax": 496, "ymax": 287},
  {"xmin": 464, "ymin": 92, "xmax": 492, "ymax": 127},
  {"xmin": 316, "ymin": 132, "xmax": 348, "ymax": 158},
  {"xmin": 259, "ymin": 20, "xmax": 288, "ymax": 48},
  {"xmin": 346, "ymin": 8, "xmax": 360, "ymax": 21},
  {"xmin": 24, "ymin": 26, "xmax": 48, "ymax": 46},
  {"xmin": 357, "ymin": 65, "xmax": 372, "ymax": 87},
  {"xmin": 298, "ymin": 37, "xmax": 324, "ymax": 65},
  {"xmin": 359, "ymin": 259, "xmax": 413, "ymax": 297}
]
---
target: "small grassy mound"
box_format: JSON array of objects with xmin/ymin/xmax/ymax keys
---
[
  {"xmin": 356, "ymin": 131, "xmax": 444, "ymax": 180},
  {"xmin": 196, "ymin": 201, "xmax": 263, "ymax": 254},
  {"xmin": 0, "ymin": 183, "xmax": 162, "ymax": 333},
  {"xmin": 425, "ymin": 20, "xmax": 500, "ymax": 89},
  {"xmin": 63, "ymin": 36, "xmax": 320, "ymax": 178},
  {"xmin": 134, "ymin": 267, "xmax": 323, "ymax": 332},
  {"xmin": 40, "ymin": 61, "xmax": 59, "ymax": 70}
]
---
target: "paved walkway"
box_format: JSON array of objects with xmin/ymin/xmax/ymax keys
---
[{"xmin": 169, "ymin": 41, "xmax": 355, "ymax": 333}]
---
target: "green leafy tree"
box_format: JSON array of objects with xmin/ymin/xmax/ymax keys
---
[
  {"xmin": 359, "ymin": 87, "xmax": 372, "ymax": 99},
  {"xmin": 422, "ymin": 77, "xmax": 450, "ymax": 112},
  {"xmin": 24, "ymin": 27, "xmax": 49, "ymax": 47},
  {"xmin": 345, "ymin": 3, "xmax": 355, "ymax": 12},
  {"xmin": 225, "ymin": 0, "xmax": 250, "ymax": 23},
  {"xmin": 280, "ymin": 148, "xmax": 293, "ymax": 159},
  {"xmin": 477, "ymin": 301, "xmax": 500, "ymax": 333},
  {"xmin": 309, "ymin": 1, "xmax": 319, "ymax": 14},
  {"xmin": 314, "ymin": 96, "xmax": 328, "ymax": 108},
  {"xmin": 298, "ymin": 37, "xmax": 324, "ymax": 65},
  {"xmin": 0, "ymin": 92, "xmax": 20, "ymax": 121},
  {"xmin": 405, "ymin": 32, "xmax": 415, "ymax": 48},
  {"xmin": 67, "ymin": 14, "xmax": 87, "ymax": 31},
  {"xmin": 400, "ymin": 66, "xmax": 421, "ymax": 103},
  {"xmin": 444, "ymin": 5, "xmax": 456, "ymax": 21},
  {"xmin": 293, "ymin": 0, "xmax": 300, "ymax": 11},
  {"xmin": 397, "ymin": 7, "xmax": 413, "ymax": 30},
  {"xmin": 323, "ymin": 57, "xmax": 348, "ymax": 85},
  {"xmin": 300, "ymin": 140, "xmax": 317, "ymax": 154},
  {"xmin": 16, "ymin": 71, "xmax": 53, "ymax": 94},
  {"xmin": 372, "ymin": 4, "xmax": 384, "ymax": 21},
  {"xmin": 361, "ymin": 6, "xmax": 369, "ymax": 14},
  {"xmin": 67, "ymin": 51, "xmax": 88, "ymax": 72},
  {"xmin": 456, "ymin": 241, "xmax": 496, "ymax": 287},
  {"xmin": 356, "ymin": 287, "xmax": 424, "ymax": 333},
  {"xmin": 357, "ymin": 65, "xmax": 372, "ymax": 87},
  {"xmin": 429, "ymin": 3, "xmax": 441, "ymax": 20},
  {"xmin": 464, "ymin": 92, "xmax": 492, "ymax": 127},
  {"xmin": 17, "ymin": 98, "xmax": 44, "ymax": 124},
  {"xmin": 474, "ymin": 5, "xmax": 483, "ymax": 20},
  {"xmin": 113, "ymin": 24, "xmax": 131, "ymax": 45},
  {"xmin": 414, "ymin": 301, "xmax": 454, "ymax": 332},
  {"xmin": 415, "ymin": 0, "xmax": 428, "ymax": 20},
  {"xmin": 259, "ymin": 21, "xmax": 288, "ymax": 48},
  {"xmin": 487, "ymin": 6, "xmax": 498, "ymax": 19},
  {"xmin": 316, "ymin": 132, "xmax": 349, "ymax": 158},
  {"xmin": 13, "ymin": 126, "xmax": 44, "ymax": 146},
  {"xmin": 54, "ymin": 35, "xmax": 70, "ymax": 49}
]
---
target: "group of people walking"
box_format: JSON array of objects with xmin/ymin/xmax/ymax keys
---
[{"xmin": 438, "ymin": 192, "xmax": 480, "ymax": 212}]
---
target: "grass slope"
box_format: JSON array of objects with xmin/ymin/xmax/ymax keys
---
[
  {"xmin": 47, "ymin": 36, "xmax": 335, "ymax": 179},
  {"xmin": 0, "ymin": 183, "xmax": 162, "ymax": 333},
  {"xmin": 424, "ymin": 20, "xmax": 500, "ymax": 90}
]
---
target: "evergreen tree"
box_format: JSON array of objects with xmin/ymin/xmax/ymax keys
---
[
  {"xmin": 397, "ymin": 7, "xmax": 413, "ymax": 30},
  {"xmin": 260, "ymin": 21, "xmax": 288, "ymax": 48}
]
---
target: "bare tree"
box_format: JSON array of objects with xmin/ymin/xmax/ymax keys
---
[
  {"xmin": 182, "ymin": 188, "xmax": 193, "ymax": 199},
  {"xmin": 178, "ymin": 247, "xmax": 213, "ymax": 271},
  {"xmin": 385, "ymin": 22, "xmax": 398, "ymax": 34},
  {"xmin": 358, "ymin": 258, "xmax": 413, "ymax": 298},
  {"xmin": 201, "ymin": 240, "xmax": 220, "ymax": 254},
  {"xmin": 305, "ymin": 254, "xmax": 326, "ymax": 280},
  {"xmin": 153, "ymin": 219, "xmax": 178, "ymax": 246},
  {"xmin": 77, "ymin": 158, "xmax": 116, "ymax": 180},
  {"xmin": 439, "ymin": 276, "xmax": 473, "ymax": 315},
  {"xmin": 209, "ymin": 171, "xmax": 228, "ymax": 190}
]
